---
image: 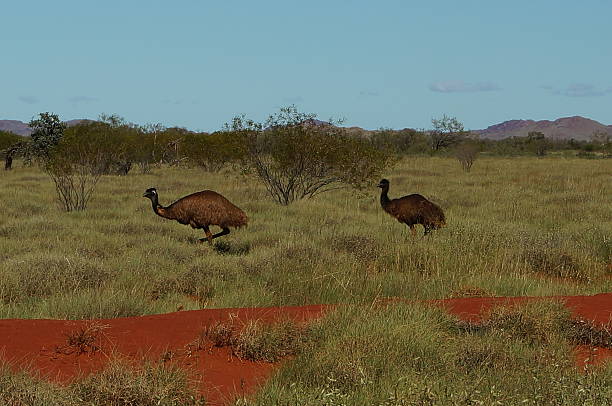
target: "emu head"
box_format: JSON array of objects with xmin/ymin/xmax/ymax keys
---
[
  {"xmin": 143, "ymin": 187, "xmax": 158, "ymax": 200},
  {"xmin": 377, "ymin": 179, "xmax": 390, "ymax": 188}
]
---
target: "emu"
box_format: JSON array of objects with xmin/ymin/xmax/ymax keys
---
[
  {"xmin": 377, "ymin": 179, "xmax": 445, "ymax": 236},
  {"xmin": 143, "ymin": 187, "xmax": 248, "ymax": 244}
]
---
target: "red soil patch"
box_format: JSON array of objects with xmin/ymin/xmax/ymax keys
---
[
  {"xmin": 431, "ymin": 293, "xmax": 612, "ymax": 369},
  {"xmin": 0, "ymin": 305, "xmax": 327, "ymax": 405},
  {"xmin": 0, "ymin": 294, "xmax": 610, "ymax": 404}
]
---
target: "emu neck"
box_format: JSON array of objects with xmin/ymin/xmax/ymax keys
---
[
  {"xmin": 150, "ymin": 195, "xmax": 172, "ymax": 219},
  {"xmin": 380, "ymin": 185, "xmax": 391, "ymax": 208}
]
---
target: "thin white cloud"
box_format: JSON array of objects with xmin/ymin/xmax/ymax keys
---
[
  {"xmin": 545, "ymin": 83, "xmax": 612, "ymax": 97},
  {"xmin": 429, "ymin": 80, "xmax": 501, "ymax": 93},
  {"xmin": 19, "ymin": 96, "xmax": 39, "ymax": 104}
]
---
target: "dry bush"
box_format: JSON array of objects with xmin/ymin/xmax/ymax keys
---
[
  {"xmin": 522, "ymin": 246, "xmax": 588, "ymax": 281},
  {"xmin": 331, "ymin": 235, "xmax": 382, "ymax": 262},
  {"xmin": 56, "ymin": 322, "xmax": 109, "ymax": 355},
  {"xmin": 454, "ymin": 142, "xmax": 479, "ymax": 172},
  {"xmin": 452, "ymin": 334, "xmax": 516, "ymax": 370},
  {"xmin": 46, "ymin": 157, "xmax": 103, "ymax": 212},
  {"xmin": 201, "ymin": 320, "xmax": 238, "ymax": 348},
  {"xmin": 568, "ymin": 319, "xmax": 612, "ymax": 348},
  {"xmin": 72, "ymin": 359, "xmax": 204, "ymax": 405},
  {"xmin": 200, "ymin": 318, "xmax": 306, "ymax": 362},
  {"xmin": 233, "ymin": 319, "xmax": 305, "ymax": 362},
  {"xmin": 482, "ymin": 300, "xmax": 571, "ymax": 344}
]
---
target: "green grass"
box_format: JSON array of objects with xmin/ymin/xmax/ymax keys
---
[
  {"xmin": 1, "ymin": 156, "xmax": 611, "ymax": 403},
  {"xmin": 0, "ymin": 359, "xmax": 204, "ymax": 405},
  {"xmin": 1, "ymin": 157, "xmax": 610, "ymax": 319},
  {"xmin": 237, "ymin": 301, "xmax": 612, "ymax": 405},
  {"xmin": 201, "ymin": 317, "xmax": 307, "ymax": 362}
]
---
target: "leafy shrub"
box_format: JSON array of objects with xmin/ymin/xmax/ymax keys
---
[
  {"xmin": 227, "ymin": 106, "xmax": 394, "ymax": 205},
  {"xmin": 181, "ymin": 131, "xmax": 246, "ymax": 171}
]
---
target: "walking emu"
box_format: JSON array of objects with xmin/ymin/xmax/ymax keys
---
[
  {"xmin": 143, "ymin": 188, "xmax": 248, "ymax": 244},
  {"xmin": 378, "ymin": 179, "xmax": 445, "ymax": 236}
]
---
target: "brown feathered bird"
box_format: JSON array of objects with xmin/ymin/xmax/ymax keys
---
[
  {"xmin": 377, "ymin": 179, "xmax": 445, "ymax": 236},
  {"xmin": 143, "ymin": 187, "xmax": 248, "ymax": 244}
]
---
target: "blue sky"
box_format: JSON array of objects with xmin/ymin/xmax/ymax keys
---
[{"xmin": 2, "ymin": 1, "xmax": 611, "ymax": 131}]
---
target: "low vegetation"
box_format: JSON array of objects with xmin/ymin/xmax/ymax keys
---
[
  {"xmin": 238, "ymin": 302, "xmax": 612, "ymax": 405},
  {"xmin": 0, "ymin": 359, "xmax": 204, "ymax": 405},
  {"xmin": 201, "ymin": 318, "xmax": 307, "ymax": 362},
  {"xmin": 0, "ymin": 156, "xmax": 610, "ymax": 319},
  {"xmin": 0, "ymin": 107, "xmax": 610, "ymax": 403}
]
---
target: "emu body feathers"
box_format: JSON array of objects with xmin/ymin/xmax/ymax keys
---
[
  {"xmin": 143, "ymin": 188, "xmax": 248, "ymax": 244},
  {"xmin": 378, "ymin": 179, "xmax": 445, "ymax": 235}
]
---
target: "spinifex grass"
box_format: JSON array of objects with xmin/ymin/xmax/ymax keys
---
[
  {"xmin": 0, "ymin": 157, "xmax": 610, "ymax": 319},
  {"xmin": 240, "ymin": 301, "xmax": 612, "ymax": 405},
  {"xmin": 0, "ymin": 359, "xmax": 204, "ymax": 405}
]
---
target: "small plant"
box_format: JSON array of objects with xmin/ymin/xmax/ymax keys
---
[
  {"xmin": 200, "ymin": 318, "xmax": 307, "ymax": 362},
  {"xmin": 522, "ymin": 246, "xmax": 588, "ymax": 281},
  {"xmin": 568, "ymin": 319, "xmax": 612, "ymax": 348},
  {"xmin": 233, "ymin": 319, "xmax": 305, "ymax": 362},
  {"xmin": 73, "ymin": 359, "xmax": 204, "ymax": 405},
  {"xmin": 201, "ymin": 320, "xmax": 238, "ymax": 348},
  {"xmin": 481, "ymin": 300, "xmax": 571, "ymax": 344},
  {"xmin": 56, "ymin": 322, "xmax": 109, "ymax": 355},
  {"xmin": 454, "ymin": 142, "xmax": 479, "ymax": 172},
  {"xmin": 213, "ymin": 240, "xmax": 251, "ymax": 255}
]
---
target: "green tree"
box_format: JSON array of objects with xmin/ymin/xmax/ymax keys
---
[
  {"xmin": 29, "ymin": 112, "xmax": 66, "ymax": 160},
  {"xmin": 182, "ymin": 131, "xmax": 246, "ymax": 172},
  {"xmin": 227, "ymin": 106, "xmax": 394, "ymax": 205},
  {"xmin": 0, "ymin": 131, "xmax": 26, "ymax": 170},
  {"xmin": 527, "ymin": 131, "xmax": 549, "ymax": 156},
  {"xmin": 429, "ymin": 115, "xmax": 466, "ymax": 151}
]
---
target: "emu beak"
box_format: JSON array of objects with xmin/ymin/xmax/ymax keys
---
[{"xmin": 142, "ymin": 192, "xmax": 148, "ymax": 197}]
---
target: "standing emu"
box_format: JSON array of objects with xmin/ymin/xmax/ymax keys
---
[
  {"xmin": 378, "ymin": 179, "xmax": 445, "ymax": 236},
  {"xmin": 143, "ymin": 187, "xmax": 248, "ymax": 244}
]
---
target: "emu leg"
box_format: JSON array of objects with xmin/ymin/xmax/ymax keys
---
[
  {"xmin": 199, "ymin": 226, "xmax": 214, "ymax": 245},
  {"xmin": 198, "ymin": 227, "xmax": 230, "ymax": 244},
  {"xmin": 211, "ymin": 227, "xmax": 231, "ymax": 240},
  {"xmin": 408, "ymin": 224, "xmax": 417, "ymax": 237}
]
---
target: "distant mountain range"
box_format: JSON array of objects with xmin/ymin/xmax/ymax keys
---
[
  {"xmin": 0, "ymin": 119, "xmax": 87, "ymax": 136},
  {"xmin": 474, "ymin": 116, "xmax": 612, "ymax": 141},
  {"xmin": 1, "ymin": 116, "xmax": 610, "ymax": 141}
]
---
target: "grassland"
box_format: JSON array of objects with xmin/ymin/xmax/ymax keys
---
[
  {"xmin": 1, "ymin": 156, "xmax": 611, "ymax": 404},
  {"xmin": 240, "ymin": 301, "xmax": 612, "ymax": 405},
  {"xmin": 0, "ymin": 156, "xmax": 610, "ymax": 319}
]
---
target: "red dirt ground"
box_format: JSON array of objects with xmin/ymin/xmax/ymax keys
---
[{"xmin": 0, "ymin": 293, "xmax": 610, "ymax": 405}]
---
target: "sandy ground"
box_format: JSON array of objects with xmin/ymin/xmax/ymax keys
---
[{"xmin": 0, "ymin": 294, "xmax": 610, "ymax": 405}]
